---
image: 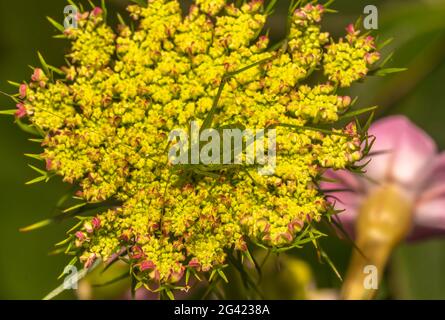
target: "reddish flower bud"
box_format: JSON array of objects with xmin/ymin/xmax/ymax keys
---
[
  {"xmin": 236, "ymin": 237, "xmax": 248, "ymax": 251},
  {"xmin": 92, "ymin": 217, "xmax": 101, "ymax": 230},
  {"xmin": 345, "ymin": 122, "xmax": 357, "ymax": 136},
  {"xmin": 365, "ymin": 35, "xmax": 375, "ymax": 47},
  {"xmin": 256, "ymin": 35, "xmax": 269, "ymax": 50},
  {"xmin": 288, "ymin": 219, "xmax": 304, "ymax": 233},
  {"xmin": 280, "ymin": 231, "xmax": 294, "ymax": 243},
  {"xmin": 295, "ymin": 9, "xmax": 307, "ymax": 19},
  {"xmin": 92, "ymin": 7, "xmax": 103, "ymax": 16},
  {"xmin": 248, "ymin": 0, "xmax": 263, "ymax": 12},
  {"xmin": 255, "ymin": 219, "xmax": 270, "ymax": 234},
  {"xmin": 201, "ymin": 265, "xmax": 211, "ymax": 272},
  {"xmin": 45, "ymin": 158, "xmax": 53, "ymax": 171},
  {"xmin": 130, "ymin": 246, "xmax": 144, "ymax": 259},
  {"xmin": 84, "ymin": 253, "xmax": 96, "ymax": 268},
  {"xmin": 338, "ymin": 95, "xmax": 352, "ymax": 108},
  {"xmin": 119, "ymin": 229, "xmax": 132, "ymax": 242},
  {"xmin": 19, "ymin": 84, "xmax": 27, "ymax": 99},
  {"xmin": 31, "ymin": 68, "xmax": 43, "ymax": 82},
  {"xmin": 84, "ymin": 221, "xmax": 94, "ymax": 233},
  {"xmin": 140, "ymin": 260, "xmax": 156, "ymax": 271},
  {"xmin": 189, "ymin": 4, "xmax": 199, "ymax": 16},
  {"xmin": 75, "ymin": 231, "xmax": 87, "ymax": 247},
  {"xmin": 76, "ymin": 12, "xmax": 89, "ymax": 21},
  {"xmin": 346, "ymin": 24, "xmax": 356, "ymax": 35},
  {"xmin": 188, "ymin": 258, "xmax": 200, "ymax": 269},
  {"xmin": 365, "ymin": 52, "xmax": 381, "ymax": 65},
  {"xmin": 169, "ymin": 264, "xmax": 185, "ymax": 283},
  {"xmin": 15, "ymin": 103, "xmax": 27, "ymax": 118},
  {"xmin": 75, "ymin": 231, "xmax": 86, "ymax": 241}
]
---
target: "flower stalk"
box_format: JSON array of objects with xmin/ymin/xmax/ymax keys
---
[{"xmin": 342, "ymin": 183, "xmax": 413, "ymax": 299}]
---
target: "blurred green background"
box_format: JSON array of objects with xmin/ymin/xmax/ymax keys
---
[{"xmin": 0, "ymin": 0, "xmax": 444, "ymax": 299}]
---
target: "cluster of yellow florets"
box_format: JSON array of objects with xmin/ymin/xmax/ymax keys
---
[
  {"xmin": 324, "ymin": 24, "xmax": 381, "ymax": 87},
  {"xmin": 15, "ymin": 1, "xmax": 379, "ymax": 289}
]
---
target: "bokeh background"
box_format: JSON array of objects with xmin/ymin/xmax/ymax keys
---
[{"xmin": 0, "ymin": 0, "xmax": 444, "ymax": 299}]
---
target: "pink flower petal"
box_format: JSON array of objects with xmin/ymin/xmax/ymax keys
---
[
  {"xmin": 321, "ymin": 170, "xmax": 363, "ymax": 229},
  {"xmin": 416, "ymin": 153, "xmax": 445, "ymax": 195},
  {"xmin": 366, "ymin": 116, "xmax": 437, "ymax": 188},
  {"xmin": 322, "ymin": 169, "xmax": 363, "ymax": 192},
  {"xmin": 412, "ymin": 153, "xmax": 445, "ymax": 239},
  {"xmin": 412, "ymin": 197, "xmax": 445, "ymax": 239}
]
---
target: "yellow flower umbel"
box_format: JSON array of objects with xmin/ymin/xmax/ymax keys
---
[{"xmin": 11, "ymin": 1, "xmax": 381, "ymax": 294}]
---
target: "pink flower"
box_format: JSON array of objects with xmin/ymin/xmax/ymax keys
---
[
  {"xmin": 323, "ymin": 115, "xmax": 445, "ymax": 299},
  {"xmin": 323, "ymin": 115, "xmax": 445, "ymax": 240}
]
